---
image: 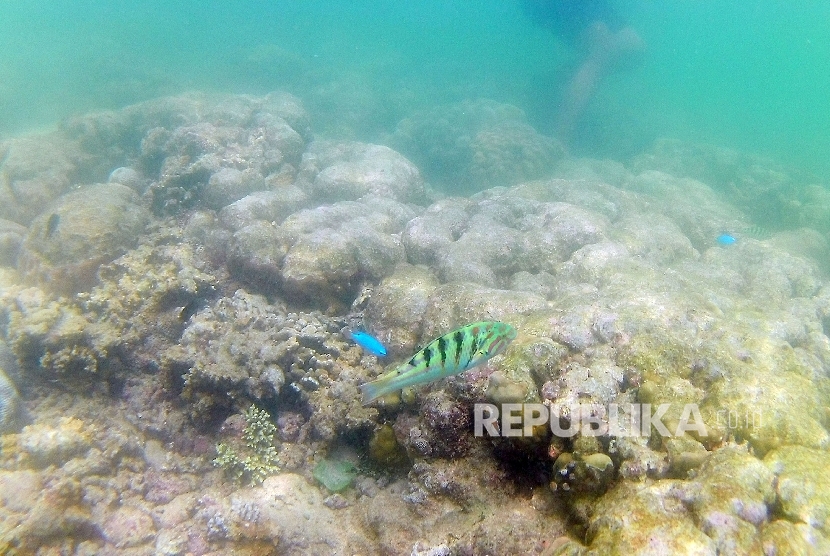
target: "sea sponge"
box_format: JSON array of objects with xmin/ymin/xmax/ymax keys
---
[{"xmin": 368, "ymin": 424, "xmax": 409, "ymax": 468}]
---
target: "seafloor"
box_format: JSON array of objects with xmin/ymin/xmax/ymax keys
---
[{"xmin": 1, "ymin": 92, "xmax": 830, "ymax": 555}]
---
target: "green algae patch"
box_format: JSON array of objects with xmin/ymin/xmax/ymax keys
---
[
  {"xmin": 765, "ymin": 445, "xmax": 830, "ymax": 532},
  {"xmin": 665, "ymin": 435, "xmax": 710, "ymax": 476},
  {"xmin": 761, "ymin": 520, "xmax": 830, "ymax": 554},
  {"xmin": 570, "ymin": 444, "xmax": 781, "ymax": 554},
  {"xmin": 621, "ymin": 322, "xmax": 830, "ymax": 454},
  {"xmin": 617, "ymin": 333, "xmax": 698, "ymax": 383},
  {"xmin": 585, "ymin": 480, "xmax": 716, "ymax": 555},
  {"xmin": 638, "ymin": 375, "xmax": 710, "ymax": 444},
  {"xmin": 705, "ymin": 363, "xmax": 830, "ymax": 456},
  {"xmin": 313, "ymin": 458, "xmax": 356, "ymax": 492},
  {"xmin": 689, "ymin": 444, "xmax": 775, "ymax": 554}
]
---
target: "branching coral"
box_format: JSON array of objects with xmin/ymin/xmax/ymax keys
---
[{"xmin": 214, "ymin": 406, "xmax": 280, "ymax": 485}]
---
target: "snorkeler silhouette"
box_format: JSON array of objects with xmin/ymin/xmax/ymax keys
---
[{"xmin": 523, "ymin": 0, "xmax": 645, "ymax": 144}]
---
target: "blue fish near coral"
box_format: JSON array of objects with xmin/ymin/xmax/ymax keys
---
[
  {"xmin": 716, "ymin": 233, "xmax": 737, "ymax": 246},
  {"xmin": 360, "ymin": 321, "xmax": 517, "ymax": 405},
  {"xmin": 348, "ymin": 330, "xmax": 388, "ymax": 357}
]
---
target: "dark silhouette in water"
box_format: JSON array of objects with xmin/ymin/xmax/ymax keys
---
[
  {"xmin": 45, "ymin": 213, "xmax": 60, "ymax": 238},
  {"xmin": 523, "ymin": 0, "xmax": 645, "ymax": 144}
]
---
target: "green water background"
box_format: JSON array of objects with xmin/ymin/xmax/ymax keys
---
[{"xmin": 1, "ymin": 0, "xmax": 828, "ymax": 178}]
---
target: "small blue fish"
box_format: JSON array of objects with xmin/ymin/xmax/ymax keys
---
[
  {"xmin": 348, "ymin": 330, "xmax": 387, "ymax": 357},
  {"xmin": 716, "ymin": 233, "xmax": 736, "ymax": 246}
]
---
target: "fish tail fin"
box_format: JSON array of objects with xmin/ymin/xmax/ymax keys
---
[{"xmin": 359, "ymin": 378, "xmax": 388, "ymax": 406}]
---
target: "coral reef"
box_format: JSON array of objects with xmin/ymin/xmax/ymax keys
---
[
  {"xmin": 2, "ymin": 285, "xmax": 106, "ymax": 382},
  {"xmin": 1, "ymin": 91, "xmax": 830, "ymax": 554},
  {"xmin": 296, "ymin": 140, "xmax": 427, "ymax": 204},
  {"xmin": 218, "ymin": 187, "xmax": 308, "ymax": 232},
  {"xmin": 584, "ymin": 479, "xmax": 718, "ymax": 554},
  {"xmin": 1, "ymin": 224, "xmax": 219, "ymax": 394},
  {"xmin": 392, "ymin": 98, "xmax": 565, "ymax": 193},
  {"xmin": 398, "ymin": 392, "xmax": 475, "ymax": 459},
  {"xmin": 277, "ymin": 196, "xmax": 416, "ymax": 308},
  {"xmin": 402, "ymin": 189, "xmax": 608, "ymax": 288},
  {"xmin": 0, "ymin": 134, "xmax": 83, "ymax": 226},
  {"xmin": 166, "ymin": 289, "xmax": 370, "ymax": 428},
  {"xmin": 18, "ymin": 183, "xmax": 150, "ymax": 293},
  {"xmin": 198, "ymin": 472, "xmax": 374, "ymax": 554},
  {"xmin": 223, "ymin": 195, "xmax": 418, "ymax": 307},
  {"xmin": 364, "ymin": 263, "xmax": 440, "ymax": 356},
  {"xmin": 0, "ymin": 405, "xmax": 179, "ymax": 554},
  {"xmin": 144, "ymin": 110, "xmax": 304, "ymax": 214},
  {"xmin": 631, "ymin": 137, "xmax": 828, "ymax": 236}
]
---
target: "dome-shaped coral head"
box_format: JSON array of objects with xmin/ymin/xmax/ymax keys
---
[{"xmin": 359, "ymin": 321, "xmax": 518, "ymax": 405}]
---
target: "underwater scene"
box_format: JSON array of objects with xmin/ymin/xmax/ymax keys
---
[{"xmin": 2, "ymin": 1, "xmax": 830, "ymax": 554}]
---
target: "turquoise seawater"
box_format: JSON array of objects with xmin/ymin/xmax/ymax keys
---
[{"xmin": 1, "ymin": 1, "xmax": 828, "ymax": 176}]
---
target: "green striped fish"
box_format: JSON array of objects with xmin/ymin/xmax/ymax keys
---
[
  {"xmin": 359, "ymin": 321, "xmax": 517, "ymax": 405},
  {"xmin": 739, "ymin": 225, "xmax": 771, "ymax": 240}
]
